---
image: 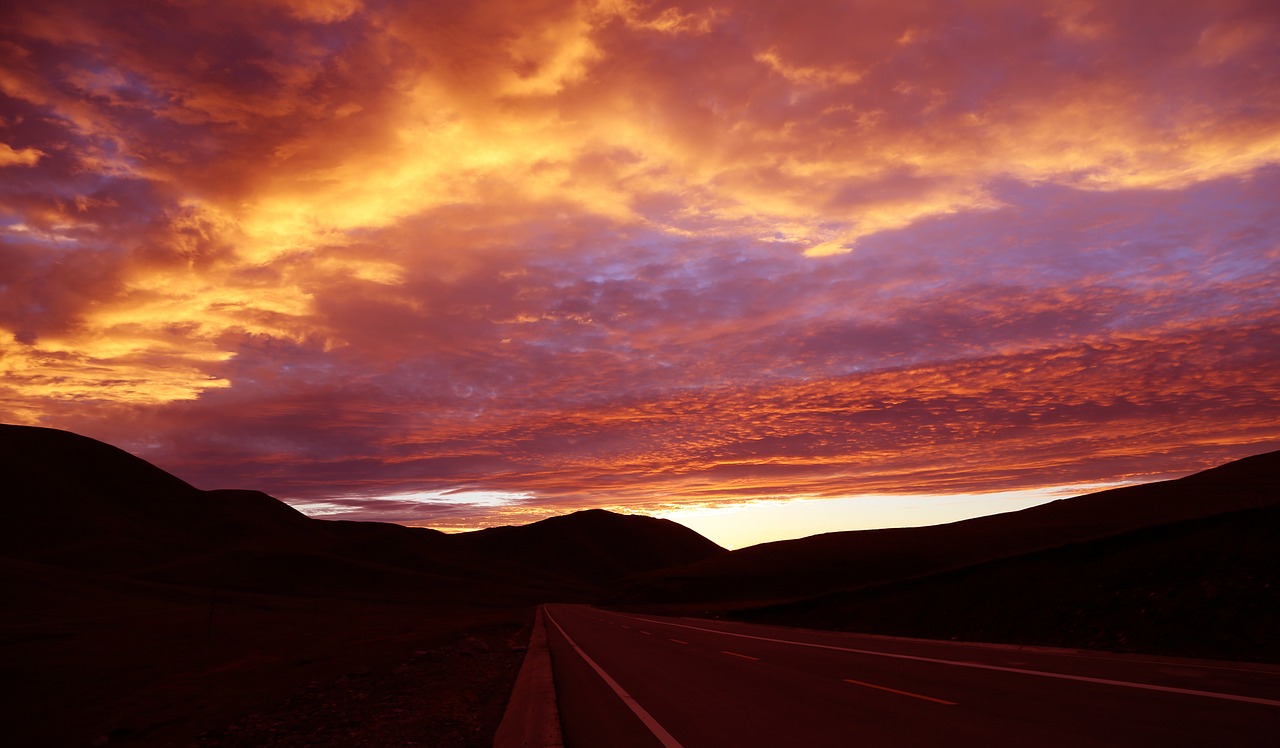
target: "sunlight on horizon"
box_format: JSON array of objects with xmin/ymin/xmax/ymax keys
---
[{"xmin": 653, "ymin": 482, "xmax": 1134, "ymax": 550}]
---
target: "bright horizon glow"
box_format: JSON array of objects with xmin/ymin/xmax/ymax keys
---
[
  {"xmin": 290, "ymin": 478, "xmax": 1146, "ymax": 550},
  {"xmin": 3, "ymin": 1, "xmax": 1279, "ymax": 545},
  {"xmin": 653, "ymin": 482, "xmax": 1132, "ymax": 550}
]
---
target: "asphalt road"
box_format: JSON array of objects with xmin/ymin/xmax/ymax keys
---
[{"xmin": 542, "ymin": 604, "xmax": 1280, "ymax": 747}]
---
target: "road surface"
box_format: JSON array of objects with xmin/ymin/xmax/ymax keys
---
[{"xmin": 542, "ymin": 604, "xmax": 1280, "ymax": 747}]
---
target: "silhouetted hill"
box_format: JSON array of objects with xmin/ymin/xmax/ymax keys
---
[
  {"xmin": 447, "ymin": 508, "xmax": 727, "ymax": 587},
  {"xmin": 0, "ymin": 424, "xmax": 533, "ymax": 599},
  {"xmin": 618, "ymin": 449, "xmax": 1280, "ymax": 607},
  {"xmin": 738, "ymin": 503, "xmax": 1280, "ymax": 662},
  {"xmin": 3, "ymin": 425, "xmax": 311, "ymax": 571},
  {"xmin": 0, "ymin": 424, "xmax": 723, "ymax": 597}
]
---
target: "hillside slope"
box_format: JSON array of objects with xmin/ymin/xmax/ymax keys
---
[
  {"xmin": 448, "ymin": 508, "xmax": 726, "ymax": 587},
  {"xmin": 618, "ymin": 449, "xmax": 1280, "ymax": 607},
  {"xmin": 0, "ymin": 424, "xmax": 725, "ymax": 597},
  {"xmin": 738, "ymin": 503, "xmax": 1280, "ymax": 662},
  {"xmin": 0, "ymin": 425, "xmax": 560, "ymax": 600}
]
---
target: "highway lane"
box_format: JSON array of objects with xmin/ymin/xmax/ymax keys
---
[{"xmin": 542, "ymin": 604, "xmax": 1280, "ymax": 747}]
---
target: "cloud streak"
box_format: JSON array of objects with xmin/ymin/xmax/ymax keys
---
[{"xmin": 2, "ymin": 0, "xmax": 1278, "ymax": 535}]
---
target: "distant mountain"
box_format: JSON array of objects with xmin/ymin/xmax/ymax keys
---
[
  {"xmin": 739, "ymin": 503, "xmax": 1280, "ymax": 662},
  {"xmin": 448, "ymin": 509, "xmax": 726, "ymax": 587},
  {"xmin": 1, "ymin": 425, "xmax": 493, "ymax": 596},
  {"xmin": 0, "ymin": 424, "xmax": 721, "ymax": 598},
  {"xmin": 617, "ymin": 449, "xmax": 1280, "ymax": 608},
  {"xmin": 8, "ymin": 422, "xmax": 1275, "ymax": 663}
]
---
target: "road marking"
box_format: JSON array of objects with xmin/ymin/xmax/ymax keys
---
[
  {"xmin": 844, "ymin": 678, "xmax": 957, "ymax": 705},
  {"xmin": 723, "ymin": 650, "xmax": 761, "ymax": 661},
  {"xmin": 620, "ymin": 615, "xmax": 1280, "ymax": 708},
  {"xmin": 670, "ymin": 639, "xmax": 689, "ymax": 645},
  {"xmin": 640, "ymin": 631, "xmax": 653, "ymax": 636},
  {"xmin": 808, "ymin": 629, "xmax": 1280, "ymax": 676},
  {"xmin": 544, "ymin": 609, "xmax": 686, "ymax": 748}
]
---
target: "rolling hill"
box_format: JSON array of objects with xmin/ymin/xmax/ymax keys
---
[
  {"xmin": 616, "ymin": 449, "xmax": 1280, "ymax": 609},
  {"xmin": 736, "ymin": 501, "xmax": 1280, "ymax": 661},
  {"xmin": 0, "ymin": 424, "xmax": 723, "ymax": 597},
  {"xmin": 450, "ymin": 508, "xmax": 726, "ymax": 587}
]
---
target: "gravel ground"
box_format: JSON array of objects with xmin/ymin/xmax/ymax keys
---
[{"xmin": 190, "ymin": 622, "xmax": 529, "ymax": 748}]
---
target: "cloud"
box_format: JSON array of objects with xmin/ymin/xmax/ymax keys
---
[
  {"xmin": 2, "ymin": 0, "xmax": 1279, "ymax": 532},
  {"xmin": 0, "ymin": 142, "xmax": 42, "ymax": 167}
]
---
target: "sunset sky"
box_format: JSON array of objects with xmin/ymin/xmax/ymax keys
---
[{"xmin": 2, "ymin": 0, "xmax": 1278, "ymax": 548}]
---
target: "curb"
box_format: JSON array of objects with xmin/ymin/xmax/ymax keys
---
[{"xmin": 493, "ymin": 605, "xmax": 563, "ymax": 748}]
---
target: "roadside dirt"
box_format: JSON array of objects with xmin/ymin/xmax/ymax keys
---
[
  {"xmin": 191, "ymin": 620, "xmax": 529, "ymax": 748},
  {"xmin": 3, "ymin": 578, "xmax": 534, "ymax": 748}
]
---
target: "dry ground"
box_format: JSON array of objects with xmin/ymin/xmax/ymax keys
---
[{"xmin": 3, "ymin": 568, "xmax": 532, "ymax": 747}]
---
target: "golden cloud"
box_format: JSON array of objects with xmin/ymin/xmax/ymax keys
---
[
  {"xmin": 0, "ymin": 142, "xmax": 43, "ymax": 167},
  {"xmin": 1, "ymin": 0, "xmax": 1277, "ymax": 526}
]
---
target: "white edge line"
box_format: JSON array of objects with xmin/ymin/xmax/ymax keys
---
[
  {"xmin": 544, "ymin": 608, "xmax": 687, "ymax": 748},
  {"xmin": 844, "ymin": 677, "xmax": 957, "ymax": 706},
  {"xmin": 616, "ymin": 613, "xmax": 1280, "ymax": 708},
  {"xmin": 749, "ymin": 625, "xmax": 1280, "ymax": 676}
]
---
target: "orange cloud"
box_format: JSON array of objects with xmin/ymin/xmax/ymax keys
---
[
  {"xmin": 2, "ymin": 0, "xmax": 1279, "ymax": 536},
  {"xmin": 0, "ymin": 142, "xmax": 42, "ymax": 167}
]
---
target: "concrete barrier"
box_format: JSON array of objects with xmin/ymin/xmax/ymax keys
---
[{"xmin": 493, "ymin": 605, "xmax": 563, "ymax": 748}]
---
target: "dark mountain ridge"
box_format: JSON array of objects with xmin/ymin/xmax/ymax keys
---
[
  {"xmin": 736, "ymin": 501, "xmax": 1280, "ymax": 662},
  {"xmin": 616, "ymin": 448, "xmax": 1280, "ymax": 607},
  {"xmin": 450, "ymin": 508, "xmax": 726, "ymax": 587},
  {"xmin": 6, "ymin": 423, "xmax": 1274, "ymax": 613},
  {"xmin": 0, "ymin": 424, "xmax": 724, "ymax": 596}
]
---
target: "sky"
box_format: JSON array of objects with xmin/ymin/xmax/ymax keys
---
[{"xmin": 2, "ymin": 0, "xmax": 1278, "ymax": 549}]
